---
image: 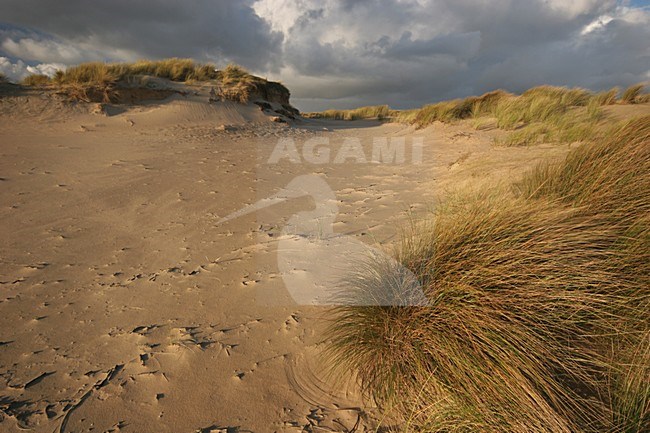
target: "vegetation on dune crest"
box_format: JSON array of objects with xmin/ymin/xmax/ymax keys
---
[
  {"xmin": 20, "ymin": 74, "xmax": 50, "ymax": 86},
  {"xmin": 410, "ymin": 85, "xmax": 618, "ymax": 146},
  {"xmin": 412, "ymin": 90, "xmax": 512, "ymax": 126},
  {"xmin": 326, "ymin": 117, "xmax": 650, "ymax": 432},
  {"xmin": 305, "ymin": 104, "xmax": 390, "ymax": 120},
  {"xmin": 390, "ymin": 108, "xmax": 420, "ymax": 124},
  {"xmin": 593, "ymin": 87, "xmax": 620, "ymax": 106},
  {"xmin": 18, "ymin": 58, "xmax": 291, "ymax": 104},
  {"xmin": 621, "ymin": 84, "xmax": 646, "ymax": 104},
  {"xmin": 310, "ymin": 84, "xmax": 649, "ymax": 146}
]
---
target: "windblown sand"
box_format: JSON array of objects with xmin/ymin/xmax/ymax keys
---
[{"xmin": 0, "ymin": 89, "xmax": 582, "ymax": 432}]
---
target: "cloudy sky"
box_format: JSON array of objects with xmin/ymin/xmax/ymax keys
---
[{"xmin": 1, "ymin": 0, "xmax": 648, "ymax": 111}]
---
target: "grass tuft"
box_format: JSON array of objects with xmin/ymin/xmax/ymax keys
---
[
  {"xmin": 326, "ymin": 116, "xmax": 650, "ymax": 432},
  {"xmin": 410, "ymin": 90, "xmax": 512, "ymax": 127},
  {"xmin": 21, "ymin": 74, "xmax": 50, "ymax": 86},
  {"xmin": 390, "ymin": 108, "xmax": 420, "ymax": 124},
  {"xmin": 593, "ymin": 88, "xmax": 620, "ymax": 106},
  {"xmin": 621, "ymin": 83, "xmax": 646, "ymax": 104}
]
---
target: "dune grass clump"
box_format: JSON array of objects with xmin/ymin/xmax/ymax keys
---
[
  {"xmin": 497, "ymin": 106, "xmax": 604, "ymax": 146},
  {"xmin": 521, "ymin": 85, "xmax": 592, "ymax": 106},
  {"xmin": 412, "ymin": 100, "xmax": 469, "ymax": 125},
  {"xmin": 54, "ymin": 62, "xmax": 120, "ymax": 85},
  {"xmin": 326, "ymin": 117, "xmax": 650, "ymax": 432},
  {"xmin": 217, "ymin": 64, "xmax": 288, "ymax": 104},
  {"xmin": 516, "ymin": 116, "xmax": 650, "ymax": 289},
  {"xmin": 406, "ymin": 86, "xmax": 605, "ymax": 144},
  {"xmin": 593, "ymin": 87, "xmax": 620, "ymax": 106},
  {"xmin": 491, "ymin": 86, "xmax": 594, "ymax": 130},
  {"xmin": 493, "ymin": 93, "xmax": 565, "ymax": 129},
  {"xmin": 124, "ymin": 58, "xmax": 219, "ymax": 82},
  {"xmin": 491, "ymin": 86, "xmax": 622, "ymax": 146},
  {"xmin": 496, "ymin": 123, "xmax": 551, "ymax": 146},
  {"xmin": 607, "ymin": 331, "xmax": 650, "ymax": 433},
  {"xmin": 465, "ymin": 89, "xmax": 512, "ymax": 116},
  {"xmin": 390, "ymin": 108, "xmax": 420, "ymax": 124},
  {"xmin": 21, "ymin": 74, "xmax": 50, "ymax": 86},
  {"xmin": 218, "ymin": 64, "xmax": 251, "ymax": 84},
  {"xmin": 51, "ymin": 58, "xmax": 220, "ymax": 86},
  {"xmin": 411, "ymin": 90, "xmax": 512, "ymax": 127},
  {"xmin": 487, "ymin": 87, "xmax": 607, "ymax": 146},
  {"xmin": 621, "ymin": 84, "xmax": 646, "ymax": 104},
  {"xmin": 308, "ymin": 83, "xmax": 647, "ymax": 146},
  {"xmin": 305, "ymin": 105, "xmax": 390, "ymax": 120},
  {"xmin": 16, "ymin": 58, "xmax": 290, "ymax": 105},
  {"xmin": 347, "ymin": 104, "xmax": 390, "ymax": 120},
  {"xmin": 305, "ymin": 91, "xmax": 511, "ymax": 124},
  {"xmin": 25, "ymin": 58, "xmax": 220, "ymax": 103},
  {"xmin": 517, "ymin": 116, "xmax": 649, "ymax": 209}
]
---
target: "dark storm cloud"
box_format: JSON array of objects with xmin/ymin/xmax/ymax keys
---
[
  {"xmin": 0, "ymin": 0, "xmax": 648, "ymax": 110},
  {"xmin": 264, "ymin": 0, "xmax": 649, "ymax": 109},
  {"xmin": 0, "ymin": 0, "xmax": 283, "ymax": 70},
  {"xmin": 473, "ymin": 12, "xmax": 650, "ymax": 93},
  {"xmin": 378, "ymin": 31, "xmax": 481, "ymax": 61}
]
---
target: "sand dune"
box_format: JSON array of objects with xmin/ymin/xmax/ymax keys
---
[{"xmin": 0, "ymin": 88, "xmax": 605, "ymax": 432}]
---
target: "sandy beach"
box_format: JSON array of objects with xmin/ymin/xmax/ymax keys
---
[
  {"xmin": 1, "ymin": 1, "xmax": 648, "ymax": 430},
  {"xmin": 0, "ymin": 86, "xmax": 582, "ymax": 432}
]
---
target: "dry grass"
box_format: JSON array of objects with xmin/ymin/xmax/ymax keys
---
[
  {"xmin": 410, "ymin": 90, "xmax": 512, "ymax": 127},
  {"xmin": 218, "ymin": 64, "xmax": 251, "ymax": 84},
  {"xmin": 496, "ymin": 107, "xmax": 604, "ymax": 147},
  {"xmin": 325, "ymin": 117, "xmax": 650, "ymax": 432},
  {"xmin": 390, "ymin": 108, "xmax": 421, "ymax": 124},
  {"xmin": 304, "ymin": 105, "xmax": 390, "ymax": 120},
  {"xmin": 21, "ymin": 74, "xmax": 50, "ymax": 86},
  {"xmin": 621, "ymin": 84, "xmax": 646, "ymax": 104},
  {"xmin": 472, "ymin": 85, "xmax": 645, "ymax": 146},
  {"xmin": 521, "ymin": 85, "xmax": 592, "ymax": 106},
  {"xmin": 50, "ymin": 58, "xmax": 220, "ymax": 85},
  {"xmin": 493, "ymin": 90, "xmax": 577, "ymax": 129},
  {"xmin": 307, "ymin": 84, "xmax": 648, "ymax": 147},
  {"xmin": 594, "ymin": 88, "xmax": 620, "ymax": 106},
  {"xmin": 17, "ymin": 58, "xmax": 290, "ymax": 105},
  {"xmin": 608, "ymin": 331, "xmax": 650, "ymax": 433},
  {"xmin": 495, "ymin": 123, "xmax": 552, "ymax": 146}
]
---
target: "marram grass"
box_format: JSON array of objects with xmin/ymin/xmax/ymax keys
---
[
  {"xmin": 307, "ymin": 84, "xmax": 648, "ymax": 147},
  {"xmin": 18, "ymin": 59, "xmax": 289, "ymax": 104},
  {"xmin": 304, "ymin": 104, "xmax": 390, "ymax": 120},
  {"xmin": 325, "ymin": 116, "xmax": 650, "ymax": 432}
]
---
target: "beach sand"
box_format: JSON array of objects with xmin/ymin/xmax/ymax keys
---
[{"xmin": 0, "ymin": 88, "xmax": 583, "ymax": 432}]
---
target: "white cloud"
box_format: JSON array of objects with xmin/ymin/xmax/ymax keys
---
[
  {"xmin": 546, "ymin": 0, "xmax": 614, "ymax": 18},
  {"xmin": 2, "ymin": 37, "xmax": 83, "ymax": 63},
  {"xmin": 26, "ymin": 62, "xmax": 66, "ymax": 77},
  {"xmin": 0, "ymin": 56, "xmax": 65, "ymax": 81},
  {"xmin": 581, "ymin": 15, "xmax": 614, "ymax": 34}
]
